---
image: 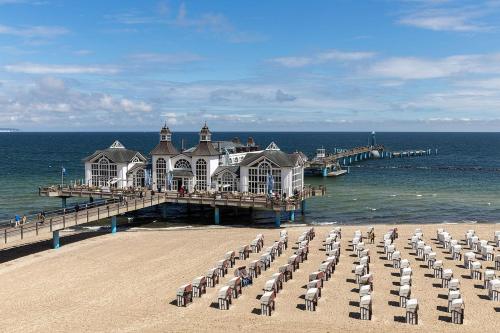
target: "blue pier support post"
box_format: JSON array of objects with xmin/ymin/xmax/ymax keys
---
[
  {"xmin": 301, "ymin": 200, "xmax": 306, "ymax": 215},
  {"xmin": 322, "ymin": 167, "xmax": 328, "ymax": 177},
  {"xmin": 289, "ymin": 210, "xmax": 295, "ymax": 222},
  {"xmin": 349, "ymin": 157, "xmax": 352, "ymax": 164},
  {"xmin": 61, "ymin": 197, "xmax": 67, "ymax": 208},
  {"xmin": 214, "ymin": 206, "xmax": 220, "ymax": 225},
  {"xmin": 52, "ymin": 230, "xmax": 60, "ymax": 249},
  {"xmin": 275, "ymin": 210, "xmax": 281, "ymax": 228},
  {"xmin": 111, "ymin": 216, "xmax": 117, "ymax": 234},
  {"xmin": 161, "ymin": 203, "xmax": 168, "ymax": 219}
]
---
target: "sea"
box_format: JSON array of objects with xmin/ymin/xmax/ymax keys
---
[{"xmin": 1, "ymin": 132, "xmax": 500, "ymax": 226}]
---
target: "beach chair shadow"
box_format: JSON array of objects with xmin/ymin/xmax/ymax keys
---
[
  {"xmin": 251, "ymin": 308, "xmax": 262, "ymax": 315},
  {"xmin": 296, "ymin": 304, "xmax": 306, "ymax": 311},
  {"xmin": 390, "ymin": 290, "xmax": 399, "ymax": 296},
  {"xmin": 256, "ymin": 294, "xmax": 262, "ymax": 300},
  {"xmin": 384, "ymin": 263, "xmax": 392, "ymax": 268},
  {"xmin": 349, "ymin": 300, "xmax": 359, "ymax": 307},
  {"xmin": 351, "ymin": 288, "xmax": 359, "ymax": 293},
  {"xmin": 461, "ymin": 274, "xmax": 472, "ymax": 280},
  {"xmin": 391, "ymin": 272, "xmax": 400, "ymax": 277},
  {"xmin": 209, "ymin": 302, "xmax": 219, "ymax": 309},
  {"xmin": 495, "ymin": 307, "xmax": 500, "ymax": 312},
  {"xmin": 394, "ymin": 315, "xmax": 406, "ymax": 323},
  {"xmin": 168, "ymin": 299, "xmax": 178, "ymax": 306},
  {"xmin": 438, "ymin": 315, "xmax": 452, "ymax": 323},
  {"xmin": 424, "ymin": 273, "xmax": 434, "ymax": 278},
  {"xmin": 298, "ymin": 294, "xmax": 305, "ymax": 300},
  {"xmin": 346, "ymin": 278, "xmax": 356, "ymax": 284},
  {"xmin": 392, "ymin": 281, "xmax": 400, "ymax": 286},
  {"xmin": 474, "ymin": 284, "xmax": 483, "ymax": 289},
  {"xmin": 388, "ymin": 301, "xmax": 399, "ymax": 307},
  {"xmin": 348, "ymin": 311, "xmax": 361, "ymax": 319},
  {"xmin": 437, "ymin": 294, "xmax": 447, "ymax": 300},
  {"xmin": 437, "ymin": 305, "xmax": 448, "ymax": 312},
  {"xmin": 478, "ymin": 294, "xmax": 490, "ymax": 300},
  {"xmin": 432, "ymin": 283, "xmax": 441, "ymax": 288}
]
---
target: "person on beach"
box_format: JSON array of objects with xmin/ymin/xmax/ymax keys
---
[
  {"xmin": 40, "ymin": 211, "xmax": 45, "ymax": 224},
  {"xmin": 14, "ymin": 215, "xmax": 20, "ymax": 227},
  {"xmin": 21, "ymin": 215, "xmax": 27, "ymax": 225}
]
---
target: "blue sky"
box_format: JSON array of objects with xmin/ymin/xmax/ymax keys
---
[{"xmin": 1, "ymin": 0, "xmax": 500, "ymax": 131}]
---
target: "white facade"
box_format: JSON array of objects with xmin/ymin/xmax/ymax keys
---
[{"xmin": 84, "ymin": 141, "xmax": 147, "ymax": 189}]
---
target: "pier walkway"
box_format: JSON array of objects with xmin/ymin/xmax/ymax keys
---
[{"xmin": 1, "ymin": 186, "xmax": 325, "ymax": 248}]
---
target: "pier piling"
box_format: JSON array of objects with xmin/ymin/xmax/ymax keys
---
[
  {"xmin": 52, "ymin": 230, "xmax": 60, "ymax": 249},
  {"xmin": 275, "ymin": 211, "xmax": 281, "ymax": 228},
  {"xmin": 301, "ymin": 200, "xmax": 306, "ymax": 215},
  {"xmin": 111, "ymin": 216, "xmax": 117, "ymax": 234},
  {"xmin": 214, "ymin": 206, "xmax": 220, "ymax": 225},
  {"xmin": 289, "ymin": 210, "xmax": 295, "ymax": 222}
]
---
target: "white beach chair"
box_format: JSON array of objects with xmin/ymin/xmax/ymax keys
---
[
  {"xmin": 192, "ymin": 276, "xmax": 207, "ymax": 298},
  {"xmin": 450, "ymin": 298, "xmax": 464, "ymax": 324},
  {"xmin": 305, "ymin": 288, "xmax": 319, "ymax": 311},
  {"xmin": 271, "ymin": 272, "xmax": 284, "ymax": 291},
  {"xmin": 481, "ymin": 245, "xmax": 494, "ymax": 261},
  {"xmin": 416, "ymin": 241, "xmax": 425, "ymax": 258},
  {"xmin": 470, "ymin": 261, "xmax": 482, "ymax": 280},
  {"xmin": 217, "ymin": 286, "xmax": 232, "ymax": 310},
  {"xmin": 448, "ymin": 290, "xmax": 461, "ymax": 312},
  {"xmin": 264, "ymin": 278, "xmax": 278, "ymax": 295},
  {"xmin": 260, "ymin": 291, "xmax": 275, "ymax": 316},
  {"xmin": 433, "ymin": 260, "xmax": 443, "ymax": 278},
  {"xmin": 239, "ymin": 245, "xmax": 250, "ymax": 260},
  {"xmin": 355, "ymin": 264, "xmax": 365, "ymax": 284},
  {"xmin": 217, "ymin": 259, "xmax": 229, "ymax": 277},
  {"xmin": 494, "ymin": 231, "xmax": 500, "ymax": 247},
  {"xmin": 360, "ymin": 295, "xmax": 372, "ymax": 320},
  {"xmin": 176, "ymin": 284, "xmax": 193, "ymax": 307},
  {"xmin": 451, "ymin": 245, "xmax": 462, "ymax": 260},
  {"xmin": 442, "ymin": 269, "xmax": 453, "ymax": 288},
  {"xmin": 392, "ymin": 251, "xmax": 401, "ymax": 268},
  {"xmin": 260, "ymin": 253, "xmax": 272, "ymax": 271},
  {"xmin": 249, "ymin": 260, "xmax": 262, "ymax": 278},
  {"xmin": 279, "ymin": 264, "xmax": 293, "ymax": 281},
  {"xmin": 206, "ymin": 267, "xmax": 219, "ymax": 287},
  {"xmin": 309, "ymin": 271, "xmax": 325, "ymax": 287},
  {"xmin": 496, "ymin": 254, "xmax": 500, "ymax": 271},
  {"xmin": 488, "ymin": 278, "xmax": 500, "ymax": 301},
  {"xmin": 484, "ymin": 270, "xmax": 496, "ymax": 289},
  {"xmin": 427, "ymin": 252, "xmax": 436, "ymax": 268},
  {"xmin": 360, "ymin": 256, "xmax": 370, "ymax": 274},
  {"xmin": 360, "ymin": 273, "xmax": 373, "ymax": 290},
  {"xmin": 288, "ymin": 255, "xmax": 299, "ymax": 271},
  {"xmin": 225, "ymin": 251, "xmax": 236, "ymax": 267},
  {"xmin": 399, "ymin": 284, "xmax": 411, "ymax": 307},
  {"xmin": 359, "ymin": 284, "xmax": 371, "ymax": 299},
  {"xmin": 406, "ymin": 299, "xmax": 418, "ymax": 325},
  {"xmin": 319, "ymin": 261, "xmax": 332, "ymax": 280},
  {"xmin": 386, "ymin": 244, "xmax": 395, "ymax": 260},
  {"xmin": 400, "ymin": 259, "xmax": 410, "ymax": 277},
  {"xmin": 227, "ymin": 277, "xmax": 242, "ymax": 298},
  {"xmin": 400, "ymin": 275, "xmax": 412, "ymax": 287},
  {"xmin": 307, "ymin": 279, "xmax": 322, "ymax": 297},
  {"xmin": 464, "ymin": 252, "xmax": 475, "ymax": 269},
  {"xmin": 448, "ymin": 278, "xmax": 460, "ymax": 292}
]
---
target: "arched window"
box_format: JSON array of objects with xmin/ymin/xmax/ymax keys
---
[
  {"xmin": 134, "ymin": 169, "xmax": 145, "ymax": 188},
  {"xmin": 174, "ymin": 159, "xmax": 191, "ymax": 170},
  {"xmin": 90, "ymin": 157, "xmax": 117, "ymax": 187},
  {"xmin": 195, "ymin": 159, "xmax": 207, "ymax": 191},
  {"xmin": 219, "ymin": 171, "xmax": 236, "ymax": 192},
  {"xmin": 248, "ymin": 160, "xmax": 281, "ymax": 194},
  {"xmin": 156, "ymin": 158, "xmax": 167, "ymax": 188}
]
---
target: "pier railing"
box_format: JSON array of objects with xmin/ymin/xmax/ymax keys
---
[{"xmin": 1, "ymin": 185, "xmax": 325, "ymax": 245}]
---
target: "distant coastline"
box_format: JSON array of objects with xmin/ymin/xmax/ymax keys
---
[{"xmin": 0, "ymin": 128, "xmax": 19, "ymax": 133}]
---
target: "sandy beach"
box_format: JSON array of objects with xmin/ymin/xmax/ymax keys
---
[{"xmin": 0, "ymin": 223, "xmax": 499, "ymax": 333}]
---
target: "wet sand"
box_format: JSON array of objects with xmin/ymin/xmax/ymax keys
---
[{"xmin": 0, "ymin": 223, "xmax": 499, "ymax": 332}]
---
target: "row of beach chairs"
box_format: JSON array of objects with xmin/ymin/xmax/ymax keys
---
[
  {"xmin": 261, "ymin": 229, "xmax": 314, "ymax": 315},
  {"xmin": 221, "ymin": 231, "xmax": 290, "ymax": 310},
  {"xmin": 176, "ymin": 233, "xmax": 265, "ymax": 307},
  {"xmin": 382, "ymin": 228, "xmax": 419, "ymax": 324},
  {"xmin": 304, "ymin": 227, "xmax": 339, "ymax": 311}
]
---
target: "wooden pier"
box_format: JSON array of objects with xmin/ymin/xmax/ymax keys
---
[
  {"xmin": 1, "ymin": 185, "xmax": 325, "ymax": 248},
  {"xmin": 305, "ymin": 145, "xmax": 384, "ymax": 177}
]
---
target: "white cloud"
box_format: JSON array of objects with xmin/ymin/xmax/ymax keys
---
[
  {"xmin": 398, "ymin": 13, "xmax": 486, "ymax": 32},
  {"xmin": 4, "ymin": 63, "xmax": 119, "ymax": 74},
  {"xmin": 0, "ymin": 24, "xmax": 68, "ymax": 37},
  {"xmin": 127, "ymin": 52, "xmax": 203, "ymax": 64},
  {"xmin": 369, "ymin": 54, "xmax": 500, "ymax": 79},
  {"xmin": 270, "ymin": 49, "xmax": 375, "ymax": 68}
]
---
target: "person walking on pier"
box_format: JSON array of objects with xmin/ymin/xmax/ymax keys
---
[{"xmin": 21, "ymin": 215, "xmax": 27, "ymax": 226}]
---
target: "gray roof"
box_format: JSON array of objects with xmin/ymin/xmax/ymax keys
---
[
  {"xmin": 151, "ymin": 141, "xmax": 179, "ymax": 155},
  {"xmin": 213, "ymin": 165, "xmax": 240, "ymax": 177},
  {"xmin": 84, "ymin": 147, "xmax": 147, "ymax": 164},
  {"xmin": 190, "ymin": 141, "xmax": 220, "ymax": 156},
  {"xmin": 239, "ymin": 150, "xmax": 302, "ymax": 168},
  {"xmin": 127, "ymin": 162, "xmax": 146, "ymax": 175}
]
